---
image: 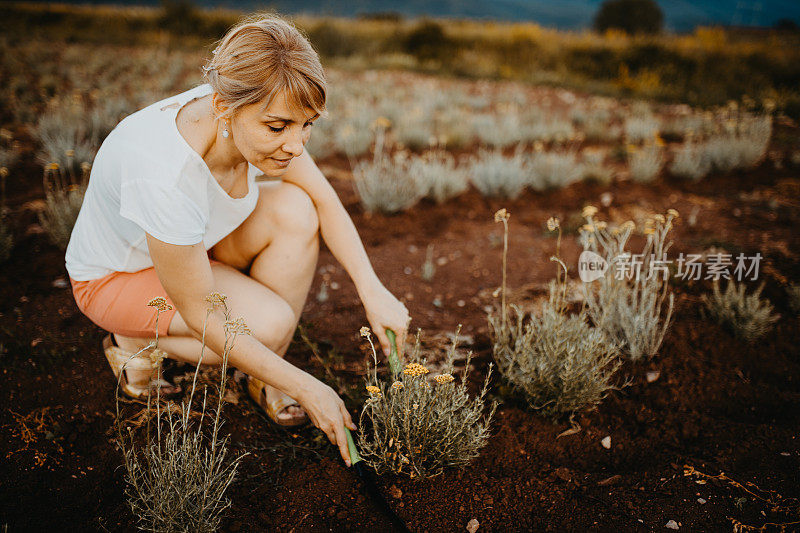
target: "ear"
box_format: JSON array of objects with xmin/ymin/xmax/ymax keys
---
[{"xmin": 211, "ymin": 92, "xmax": 231, "ymax": 120}]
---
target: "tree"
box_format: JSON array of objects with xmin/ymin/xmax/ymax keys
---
[{"xmin": 593, "ymin": 0, "xmax": 664, "ymax": 35}]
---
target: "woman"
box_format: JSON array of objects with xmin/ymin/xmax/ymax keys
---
[{"xmin": 64, "ymin": 14, "xmax": 410, "ymax": 466}]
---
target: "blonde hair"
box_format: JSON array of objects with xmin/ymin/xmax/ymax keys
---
[{"xmin": 203, "ymin": 14, "xmax": 326, "ymax": 119}]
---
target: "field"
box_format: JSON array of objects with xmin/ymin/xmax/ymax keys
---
[{"xmin": 1, "ymin": 4, "xmax": 799, "ymax": 532}]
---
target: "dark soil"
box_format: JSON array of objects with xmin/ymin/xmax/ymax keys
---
[{"xmin": 1, "ymin": 142, "xmax": 800, "ymax": 531}]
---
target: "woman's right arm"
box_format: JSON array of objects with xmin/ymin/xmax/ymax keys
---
[{"xmin": 145, "ymin": 233, "xmax": 357, "ymax": 465}]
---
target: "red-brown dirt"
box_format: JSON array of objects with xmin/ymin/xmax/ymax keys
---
[{"xmin": 1, "ymin": 138, "xmax": 799, "ymax": 531}]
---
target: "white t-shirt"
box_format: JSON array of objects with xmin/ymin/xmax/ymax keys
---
[{"xmin": 65, "ymin": 84, "xmax": 263, "ymax": 281}]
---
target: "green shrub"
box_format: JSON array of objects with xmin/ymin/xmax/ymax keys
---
[
  {"xmin": 594, "ymin": 0, "xmax": 664, "ymax": 35},
  {"xmin": 357, "ymin": 327, "xmax": 496, "ymax": 479}
]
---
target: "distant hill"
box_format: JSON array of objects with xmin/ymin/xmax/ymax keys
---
[{"xmin": 14, "ymin": 0, "xmax": 800, "ymax": 32}]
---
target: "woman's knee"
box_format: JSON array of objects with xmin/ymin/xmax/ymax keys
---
[
  {"xmin": 247, "ymin": 296, "xmax": 297, "ymax": 352},
  {"xmin": 270, "ymin": 181, "xmax": 319, "ymax": 237}
]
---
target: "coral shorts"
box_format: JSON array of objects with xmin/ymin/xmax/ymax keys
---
[{"xmin": 69, "ymin": 257, "xmax": 224, "ymax": 338}]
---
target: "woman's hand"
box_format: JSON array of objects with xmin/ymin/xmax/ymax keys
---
[
  {"xmin": 360, "ymin": 281, "xmax": 411, "ymax": 360},
  {"xmin": 295, "ymin": 376, "xmax": 357, "ymax": 466}
]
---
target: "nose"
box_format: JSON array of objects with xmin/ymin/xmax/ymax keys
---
[{"xmin": 281, "ymin": 126, "xmax": 305, "ymax": 158}]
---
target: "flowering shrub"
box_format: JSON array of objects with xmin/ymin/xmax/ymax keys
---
[
  {"xmin": 489, "ymin": 209, "xmax": 622, "ymax": 420},
  {"xmin": 702, "ymin": 280, "xmax": 779, "ymax": 341},
  {"xmin": 119, "ymin": 292, "xmax": 246, "ymax": 532},
  {"xmin": 357, "ymin": 327, "xmax": 496, "ymax": 479},
  {"xmin": 579, "ymin": 207, "xmax": 676, "ymax": 360}
]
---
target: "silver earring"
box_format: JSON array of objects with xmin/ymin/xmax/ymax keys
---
[{"xmin": 222, "ymin": 120, "xmax": 230, "ymax": 138}]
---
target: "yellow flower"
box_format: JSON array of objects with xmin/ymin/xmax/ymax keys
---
[
  {"xmin": 653, "ymin": 214, "xmax": 665, "ymax": 224},
  {"xmin": 581, "ymin": 224, "xmax": 595, "ymax": 233},
  {"xmin": 65, "ymin": 149, "xmax": 75, "ymax": 158},
  {"xmin": 494, "ymin": 208, "xmax": 509, "ymax": 223},
  {"xmin": 149, "ymin": 348, "xmax": 168, "ymax": 369},
  {"xmin": 372, "ymin": 116, "xmax": 392, "ymax": 129},
  {"xmin": 667, "ymin": 208, "xmax": 679, "ymax": 218},
  {"xmin": 147, "ymin": 296, "xmax": 173, "ymax": 312},
  {"xmin": 80, "ymin": 162, "xmax": 91, "ymax": 173},
  {"xmin": 391, "ymin": 381, "xmax": 404, "ymax": 390},
  {"xmin": 595, "ymin": 221, "xmax": 607, "ymax": 230},
  {"xmin": 0, "ymin": 167, "xmax": 8, "ymax": 178},
  {"xmin": 546, "ymin": 217, "xmax": 560, "ymax": 232},
  {"xmin": 403, "ymin": 363, "xmax": 429, "ymax": 377},
  {"xmin": 224, "ymin": 316, "xmax": 251, "ymax": 336},
  {"xmin": 644, "ymin": 227, "xmax": 656, "ymax": 235},
  {"xmin": 204, "ymin": 292, "xmax": 227, "ymax": 307},
  {"xmin": 582, "ymin": 205, "xmax": 598, "ymax": 218},
  {"xmin": 622, "ymin": 220, "xmax": 636, "ymax": 231},
  {"xmin": 46, "ymin": 162, "xmax": 60, "ymax": 171},
  {"xmin": 412, "ymin": 403, "xmax": 419, "ymax": 410},
  {"xmin": 434, "ymin": 374, "xmax": 454, "ymax": 384},
  {"xmin": 359, "ymin": 326, "xmax": 371, "ymax": 338},
  {"xmin": 366, "ymin": 385, "xmax": 382, "ymax": 397}
]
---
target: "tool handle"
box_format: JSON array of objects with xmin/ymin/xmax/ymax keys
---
[
  {"xmin": 385, "ymin": 328, "xmax": 401, "ymax": 376},
  {"xmin": 344, "ymin": 426, "xmax": 361, "ymax": 465}
]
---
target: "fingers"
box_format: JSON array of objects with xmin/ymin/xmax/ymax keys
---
[
  {"xmin": 332, "ymin": 423, "xmax": 351, "ymax": 467},
  {"xmin": 341, "ymin": 402, "xmax": 356, "ymax": 431},
  {"xmin": 373, "ymin": 326, "xmax": 391, "ymax": 358}
]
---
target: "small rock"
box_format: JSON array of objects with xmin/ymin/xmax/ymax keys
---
[
  {"xmin": 646, "ymin": 370, "xmax": 661, "ymax": 383},
  {"xmin": 666, "ymin": 519, "xmax": 679, "ymax": 529},
  {"xmin": 697, "ymin": 498, "xmax": 706, "ymax": 504},
  {"xmin": 457, "ymin": 300, "xmax": 465, "ymax": 307},
  {"xmin": 780, "ymin": 452, "xmax": 791, "ymax": 457},
  {"xmin": 601, "ymin": 436, "xmax": 611, "ymax": 449},
  {"xmin": 466, "ymin": 518, "xmax": 480, "ymax": 533},
  {"xmin": 598, "ymin": 475, "xmax": 621, "ymax": 486},
  {"xmin": 52, "ymin": 277, "xmax": 69, "ymax": 289},
  {"xmin": 433, "ymin": 297, "xmax": 443, "ymax": 307},
  {"xmin": 408, "ymin": 245, "xmax": 418, "ymax": 253},
  {"xmin": 388, "ymin": 485, "xmax": 402, "ymax": 499},
  {"xmin": 330, "ymin": 281, "xmax": 340, "ymax": 290},
  {"xmin": 554, "ymin": 467, "xmax": 572, "ymax": 482},
  {"xmin": 600, "ymin": 192, "xmax": 613, "ymax": 207}
]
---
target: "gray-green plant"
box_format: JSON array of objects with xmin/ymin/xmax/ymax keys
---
[
  {"xmin": 357, "ymin": 327, "xmax": 496, "ymax": 479},
  {"xmin": 488, "ymin": 210, "xmax": 623, "ymax": 420},
  {"xmin": 788, "ymin": 283, "xmax": 800, "ymax": 316},
  {"xmin": 0, "ymin": 167, "xmax": 13, "ymax": 263},
  {"xmin": 38, "ymin": 162, "xmax": 89, "ymax": 250},
  {"xmin": 527, "ymin": 149, "xmax": 584, "ymax": 190},
  {"xmin": 118, "ymin": 293, "xmax": 247, "ymax": 533},
  {"xmin": 467, "ymin": 146, "xmax": 528, "ymax": 199},
  {"xmin": 579, "ymin": 208, "xmax": 676, "ymax": 360},
  {"xmin": 411, "ymin": 150, "xmax": 469, "ymax": 204},
  {"xmin": 351, "ymin": 126, "xmax": 422, "ymax": 214},
  {"xmin": 628, "ymin": 144, "xmax": 664, "ymax": 183},
  {"xmin": 702, "ymin": 280, "xmax": 779, "ymax": 341},
  {"xmin": 669, "ymin": 141, "xmax": 710, "ymax": 181}
]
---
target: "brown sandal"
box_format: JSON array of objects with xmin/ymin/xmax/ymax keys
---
[
  {"xmin": 102, "ymin": 334, "xmax": 182, "ymax": 400},
  {"xmin": 246, "ymin": 376, "xmax": 308, "ymax": 427}
]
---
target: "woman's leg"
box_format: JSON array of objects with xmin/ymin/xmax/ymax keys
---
[{"xmin": 116, "ymin": 181, "xmax": 320, "ymax": 419}]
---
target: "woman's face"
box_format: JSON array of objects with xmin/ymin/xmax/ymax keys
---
[{"xmin": 224, "ymin": 88, "xmax": 319, "ymax": 177}]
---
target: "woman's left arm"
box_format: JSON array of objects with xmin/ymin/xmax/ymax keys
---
[{"xmin": 282, "ymin": 151, "xmax": 410, "ymax": 357}]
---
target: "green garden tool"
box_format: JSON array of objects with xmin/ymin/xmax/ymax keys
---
[{"xmin": 341, "ymin": 328, "xmax": 409, "ymax": 532}]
